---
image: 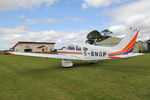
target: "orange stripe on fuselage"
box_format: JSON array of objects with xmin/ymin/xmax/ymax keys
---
[
  {"xmin": 109, "ymin": 31, "xmax": 139, "ymax": 55},
  {"xmin": 57, "ymin": 51, "xmax": 83, "ymax": 54},
  {"xmin": 109, "ymin": 56, "xmax": 123, "ymax": 59}
]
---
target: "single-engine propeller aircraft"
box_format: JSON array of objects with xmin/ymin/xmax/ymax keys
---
[{"xmin": 7, "ymin": 29, "xmax": 143, "ymax": 67}]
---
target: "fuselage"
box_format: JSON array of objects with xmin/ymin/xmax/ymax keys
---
[{"xmin": 57, "ymin": 44, "xmax": 115, "ymax": 61}]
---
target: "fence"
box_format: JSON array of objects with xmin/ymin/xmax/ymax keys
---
[{"xmin": 0, "ymin": 51, "xmax": 5, "ymax": 55}]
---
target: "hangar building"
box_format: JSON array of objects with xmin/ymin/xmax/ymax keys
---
[
  {"xmin": 12, "ymin": 42, "xmax": 55, "ymax": 53},
  {"xmin": 147, "ymin": 39, "xmax": 150, "ymax": 53},
  {"xmin": 95, "ymin": 37, "xmax": 148, "ymax": 53}
]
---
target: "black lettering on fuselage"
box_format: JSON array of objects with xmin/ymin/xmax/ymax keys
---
[
  {"xmin": 103, "ymin": 52, "xmax": 107, "ymax": 57},
  {"xmin": 95, "ymin": 52, "xmax": 98, "ymax": 56},
  {"xmin": 90, "ymin": 51, "xmax": 107, "ymax": 57},
  {"xmin": 84, "ymin": 51, "xmax": 87, "ymax": 56},
  {"xmin": 99, "ymin": 52, "xmax": 102, "ymax": 57},
  {"xmin": 91, "ymin": 51, "xmax": 94, "ymax": 56}
]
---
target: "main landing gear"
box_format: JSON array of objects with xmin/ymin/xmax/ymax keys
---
[
  {"xmin": 62, "ymin": 60, "xmax": 73, "ymax": 68},
  {"xmin": 88, "ymin": 60, "xmax": 98, "ymax": 63},
  {"xmin": 61, "ymin": 60, "xmax": 98, "ymax": 68}
]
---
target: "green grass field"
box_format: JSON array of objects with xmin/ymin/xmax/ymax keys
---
[{"xmin": 0, "ymin": 54, "xmax": 150, "ymax": 100}]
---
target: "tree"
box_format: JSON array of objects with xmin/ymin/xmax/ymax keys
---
[
  {"xmin": 86, "ymin": 29, "xmax": 113, "ymax": 45},
  {"xmin": 101, "ymin": 29, "xmax": 113, "ymax": 36},
  {"xmin": 86, "ymin": 30, "xmax": 103, "ymax": 45}
]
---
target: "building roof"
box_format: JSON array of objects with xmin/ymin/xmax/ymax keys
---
[
  {"xmin": 12, "ymin": 41, "xmax": 55, "ymax": 49},
  {"xmin": 96, "ymin": 37, "xmax": 122, "ymax": 45}
]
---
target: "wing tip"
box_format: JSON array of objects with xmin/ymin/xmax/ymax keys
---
[{"xmin": 6, "ymin": 51, "xmax": 14, "ymax": 55}]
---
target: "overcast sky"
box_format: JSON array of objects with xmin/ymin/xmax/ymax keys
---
[{"xmin": 0, "ymin": 0, "xmax": 150, "ymax": 50}]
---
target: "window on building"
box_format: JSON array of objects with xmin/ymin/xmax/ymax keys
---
[
  {"xmin": 24, "ymin": 49, "xmax": 32, "ymax": 52},
  {"xmin": 50, "ymin": 49, "xmax": 52, "ymax": 52},
  {"xmin": 42, "ymin": 49, "xmax": 45, "ymax": 52}
]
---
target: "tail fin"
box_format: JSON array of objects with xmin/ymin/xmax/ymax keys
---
[{"xmin": 109, "ymin": 29, "xmax": 140, "ymax": 56}]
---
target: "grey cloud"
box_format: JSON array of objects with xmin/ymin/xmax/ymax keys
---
[
  {"xmin": 109, "ymin": 0, "xmax": 150, "ymax": 41},
  {"xmin": 0, "ymin": 0, "xmax": 58, "ymax": 12}
]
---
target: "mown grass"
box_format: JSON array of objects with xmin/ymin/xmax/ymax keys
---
[{"xmin": 0, "ymin": 54, "xmax": 150, "ymax": 100}]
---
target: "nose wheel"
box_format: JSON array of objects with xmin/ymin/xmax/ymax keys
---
[{"xmin": 62, "ymin": 60, "xmax": 73, "ymax": 68}]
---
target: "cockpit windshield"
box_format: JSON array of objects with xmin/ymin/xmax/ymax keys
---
[
  {"xmin": 59, "ymin": 45, "xmax": 83, "ymax": 51},
  {"xmin": 83, "ymin": 47, "xmax": 88, "ymax": 51}
]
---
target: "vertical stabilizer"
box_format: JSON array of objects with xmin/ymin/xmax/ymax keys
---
[{"xmin": 109, "ymin": 29, "xmax": 140, "ymax": 56}]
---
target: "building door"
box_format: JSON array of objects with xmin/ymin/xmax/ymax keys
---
[
  {"xmin": 42, "ymin": 49, "xmax": 45, "ymax": 52},
  {"xmin": 148, "ymin": 43, "xmax": 150, "ymax": 53},
  {"xmin": 24, "ymin": 49, "xmax": 32, "ymax": 52}
]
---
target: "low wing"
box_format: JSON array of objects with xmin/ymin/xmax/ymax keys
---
[
  {"xmin": 6, "ymin": 51, "xmax": 83, "ymax": 60},
  {"xmin": 109, "ymin": 53, "xmax": 144, "ymax": 59}
]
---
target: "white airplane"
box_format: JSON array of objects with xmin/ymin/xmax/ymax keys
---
[{"xmin": 7, "ymin": 29, "xmax": 143, "ymax": 68}]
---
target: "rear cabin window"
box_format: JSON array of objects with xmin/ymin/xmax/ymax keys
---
[
  {"xmin": 83, "ymin": 47, "xmax": 88, "ymax": 51},
  {"xmin": 76, "ymin": 46, "xmax": 81, "ymax": 51}
]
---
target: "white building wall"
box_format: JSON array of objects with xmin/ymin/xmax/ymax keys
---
[{"xmin": 14, "ymin": 43, "xmax": 55, "ymax": 52}]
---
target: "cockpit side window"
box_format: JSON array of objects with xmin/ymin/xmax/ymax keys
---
[
  {"xmin": 68, "ymin": 45, "xmax": 75, "ymax": 50},
  {"xmin": 58, "ymin": 47, "xmax": 66, "ymax": 50},
  {"xmin": 76, "ymin": 46, "xmax": 81, "ymax": 51},
  {"xmin": 61, "ymin": 47, "xmax": 66, "ymax": 50},
  {"xmin": 83, "ymin": 47, "xmax": 88, "ymax": 51}
]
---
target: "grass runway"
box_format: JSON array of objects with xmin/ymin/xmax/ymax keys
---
[{"xmin": 0, "ymin": 54, "xmax": 150, "ymax": 100}]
